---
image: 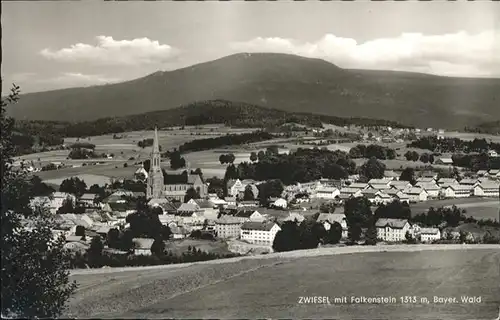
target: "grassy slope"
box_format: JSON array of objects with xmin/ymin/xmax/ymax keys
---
[
  {"xmin": 9, "ymin": 53, "xmax": 500, "ymax": 129},
  {"xmin": 66, "ymin": 247, "xmax": 500, "ymax": 319}
]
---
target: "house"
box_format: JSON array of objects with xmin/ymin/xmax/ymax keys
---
[
  {"xmin": 271, "ymin": 198, "xmax": 288, "ymax": 209},
  {"xmin": 459, "ymin": 178, "xmax": 480, "ymax": 187},
  {"xmin": 283, "ymin": 212, "xmax": 306, "ymax": 224},
  {"xmin": 240, "ymin": 221, "xmax": 281, "ymax": 246},
  {"xmin": 318, "ymin": 178, "xmax": 345, "ymax": 189},
  {"xmin": 339, "ymin": 188, "xmax": 363, "ymax": 198},
  {"xmin": 224, "ymin": 196, "xmax": 237, "ymax": 207},
  {"xmin": 384, "ymin": 170, "xmax": 400, "ymax": 181},
  {"xmin": 170, "ymin": 225, "xmax": 190, "ymax": 239},
  {"xmin": 441, "ymin": 185, "xmax": 471, "ymax": 198},
  {"xmin": 418, "ymin": 228, "xmax": 441, "ymax": 243},
  {"xmin": 233, "ymin": 209, "xmax": 265, "ymax": 222},
  {"xmin": 316, "ymin": 213, "xmax": 348, "ymax": 238},
  {"xmin": 375, "ymin": 218, "xmax": 412, "ymax": 242},
  {"xmin": 361, "ymin": 189, "xmax": 390, "ymax": 204},
  {"xmin": 489, "ymin": 169, "xmax": 500, "ymax": 178},
  {"xmin": 238, "ymin": 200, "xmax": 259, "ymax": 208},
  {"xmin": 348, "ymin": 183, "xmax": 369, "ymax": 190},
  {"xmin": 313, "ymin": 186, "xmax": 340, "ymax": 200},
  {"xmin": 420, "ymin": 171, "xmax": 438, "ymax": 180},
  {"xmin": 226, "ymin": 179, "xmax": 245, "ymax": 197},
  {"xmin": 79, "ymin": 193, "xmax": 98, "ymax": 207},
  {"xmin": 188, "ymin": 199, "xmax": 218, "ymax": 221},
  {"xmin": 405, "ymin": 187, "xmax": 428, "ymax": 202},
  {"xmin": 374, "ymin": 192, "xmax": 394, "ymax": 205},
  {"xmin": 132, "ymin": 238, "xmax": 156, "ymax": 256},
  {"xmin": 134, "ymin": 166, "xmax": 148, "ymax": 180},
  {"xmin": 389, "ymin": 181, "xmax": 412, "ymax": 191},
  {"xmin": 488, "ymin": 150, "xmax": 499, "ymax": 157},
  {"xmin": 416, "ymin": 177, "xmax": 436, "ymax": 184},
  {"xmin": 368, "ymin": 179, "xmax": 392, "ymax": 187},
  {"xmin": 437, "ymin": 178, "xmax": 459, "ymax": 186},
  {"xmin": 415, "ymin": 182, "xmax": 441, "ymax": 199},
  {"xmin": 476, "ymin": 170, "xmax": 489, "ymax": 177},
  {"xmin": 385, "ymin": 189, "xmax": 410, "ymax": 204},
  {"xmin": 51, "ymin": 192, "xmax": 77, "ymax": 213},
  {"xmin": 214, "ymin": 216, "xmax": 243, "ymax": 239},
  {"xmin": 435, "ymin": 158, "xmax": 454, "ymax": 165},
  {"xmin": 473, "ymin": 182, "xmax": 500, "ymax": 197}
]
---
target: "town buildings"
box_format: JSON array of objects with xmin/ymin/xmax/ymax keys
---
[
  {"xmin": 240, "ymin": 221, "xmax": 281, "ymax": 246},
  {"xmin": 375, "ymin": 218, "xmax": 412, "ymax": 242}
]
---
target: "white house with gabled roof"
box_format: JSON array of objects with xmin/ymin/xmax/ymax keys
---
[{"xmin": 375, "ymin": 218, "xmax": 412, "ymax": 242}]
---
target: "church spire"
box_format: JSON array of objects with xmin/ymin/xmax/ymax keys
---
[
  {"xmin": 153, "ymin": 127, "xmax": 160, "ymax": 154},
  {"xmin": 147, "ymin": 127, "xmax": 164, "ymax": 199}
]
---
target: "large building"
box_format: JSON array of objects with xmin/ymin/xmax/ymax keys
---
[
  {"xmin": 375, "ymin": 218, "xmax": 412, "ymax": 242},
  {"xmin": 146, "ymin": 128, "xmax": 208, "ymax": 201}
]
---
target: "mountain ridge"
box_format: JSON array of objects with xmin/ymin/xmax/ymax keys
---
[{"xmin": 7, "ymin": 52, "xmax": 500, "ymax": 129}]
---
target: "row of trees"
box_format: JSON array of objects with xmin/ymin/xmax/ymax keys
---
[
  {"xmin": 177, "ymin": 131, "xmax": 274, "ymax": 153},
  {"xmin": 137, "ymin": 138, "xmax": 153, "ymax": 148},
  {"xmin": 273, "ymin": 219, "xmax": 343, "ymax": 252},
  {"xmin": 404, "ymin": 151, "xmax": 435, "ymax": 164},
  {"xmin": 228, "ymin": 148, "xmax": 357, "ymax": 185},
  {"xmin": 408, "ymin": 136, "xmax": 500, "ymax": 154},
  {"xmin": 219, "ymin": 153, "xmax": 236, "ymax": 164},
  {"xmin": 349, "ymin": 144, "xmax": 396, "ymax": 160}
]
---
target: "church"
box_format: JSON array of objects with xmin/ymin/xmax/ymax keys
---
[{"xmin": 147, "ymin": 128, "xmax": 208, "ymax": 202}]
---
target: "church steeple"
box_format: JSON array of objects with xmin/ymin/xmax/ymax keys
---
[{"xmin": 147, "ymin": 127, "xmax": 165, "ymax": 199}]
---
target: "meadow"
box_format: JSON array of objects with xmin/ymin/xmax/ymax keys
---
[{"xmin": 66, "ymin": 247, "xmax": 500, "ymax": 319}]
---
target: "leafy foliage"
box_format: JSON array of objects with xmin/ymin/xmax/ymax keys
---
[
  {"xmin": 233, "ymin": 148, "xmax": 355, "ymax": 185},
  {"xmin": 349, "ymin": 144, "xmax": 396, "ymax": 160},
  {"xmin": 178, "ymin": 131, "xmax": 274, "ymax": 153},
  {"xmin": 359, "ymin": 157, "xmax": 386, "ymax": 180},
  {"xmin": 1, "ymin": 85, "xmax": 77, "ymax": 318}
]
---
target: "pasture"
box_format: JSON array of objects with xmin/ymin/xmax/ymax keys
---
[
  {"xmin": 66, "ymin": 247, "xmax": 500, "ymax": 319},
  {"xmin": 164, "ymin": 239, "xmax": 232, "ymax": 256},
  {"xmin": 410, "ymin": 198, "xmax": 500, "ymax": 221}
]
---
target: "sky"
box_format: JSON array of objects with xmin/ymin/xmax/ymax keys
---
[{"xmin": 2, "ymin": 1, "xmax": 500, "ymax": 93}]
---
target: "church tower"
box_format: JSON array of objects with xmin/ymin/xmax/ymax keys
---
[{"xmin": 147, "ymin": 127, "xmax": 165, "ymax": 199}]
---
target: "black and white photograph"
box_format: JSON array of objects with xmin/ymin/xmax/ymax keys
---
[{"xmin": 1, "ymin": 1, "xmax": 500, "ymax": 319}]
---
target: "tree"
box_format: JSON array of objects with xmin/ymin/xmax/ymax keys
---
[
  {"xmin": 243, "ymin": 185, "xmax": 255, "ymax": 201},
  {"xmin": 344, "ymin": 197, "xmax": 373, "ymax": 228},
  {"xmin": 227, "ymin": 153, "xmax": 236, "ymax": 164},
  {"xmin": 2, "ymin": 84, "xmax": 77, "ymax": 318},
  {"xmin": 184, "ymin": 187, "xmax": 200, "ymax": 203},
  {"xmin": 75, "ymin": 225, "xmax": 86, "ymax": 237},
  {"xmin": 223, "ymin": 164, "xmax": 238, "ymax": 182},
  {"xmin": 169, "ymin": 150, "xmax": 186, "ymax": 170},
  {"xmin": 400, "ymin": 167, "xmax": 416, "ymax": 184},
  {"xmin": 319, "ymin": 202, "xmax": 336, "ymax": 213},
  {"xmin": 257, "ymin": 150, "xmax": 266, "ymax": 161},
  {"xmin": 327, "ymin": 222, "xmax": 343, "ymax": 244},
  {"xmin": 29, "ymin": 176, "xmax": 55, "ymax": 196},
  {"xmin": 107, "ymin": 228, "xmax": 120, "ymax": 249},
  {"xmin": 404, "ymin": 231, "xmax": 416, "ymax": 244},
  {"xmin": 250, "ymin": 152, "xmax": 258, "ymax": 162},
  {"xmin": 219, "ymin": 154, "xmax": 227, "ymax": 165},
  {"xmin": 365, "ymin": 226, "xmax": 378, "ymax": 245},
  {"xmin": 459, "ymin": 230, "xmax": 468, "ymax": 243},
  {"xmin": 59, "ymin": 177, "xmax": 87, "ymax": 197},
  {"xmin": 272, "ymin": 221, "xmax": 302, "ymax": 252},
  {"xmin": 87, "ymin": 237, "xmax": 104, "ymax": 267},
  {"xmin": 419, "ymin": 153, "xmax": 430, "ymax": 164},
  {"xmin": 150, "ymin": 238, "xmax": 166, "ymax": 257},
  {"xmin": 359, "ymin": 157, "xmax": 386, "ymax": 180},
  {"xmin": 348, "ymin": 225, "xmax": 362, "ymax": 243}
]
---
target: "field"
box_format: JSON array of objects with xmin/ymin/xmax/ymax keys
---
[
  {"xmin": 164, "ymin": 239, "xmax": 233, "ymax": 256},
  {"xmin": 65, "ymin": 246, "xmax": 500, "ymax": 319},
  {"xmin": 409, "ymin": 198, "xmax": 500, "ymax": 220}
]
